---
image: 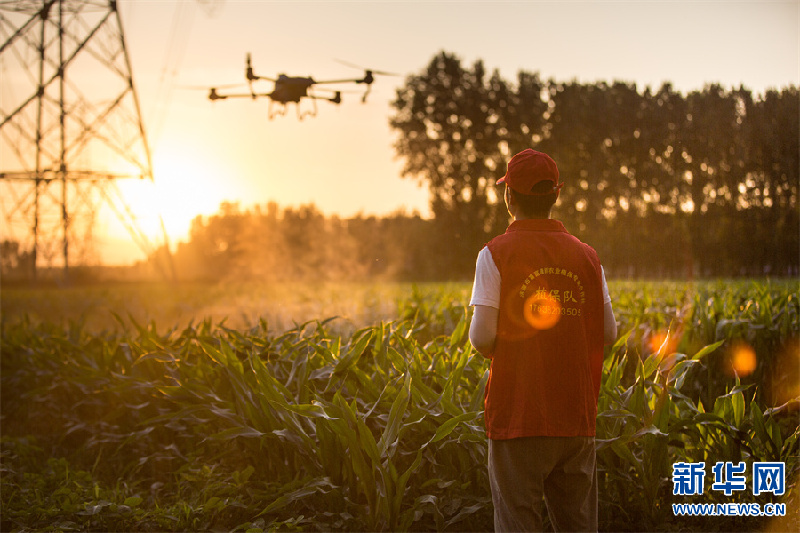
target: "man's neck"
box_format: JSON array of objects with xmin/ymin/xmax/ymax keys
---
[{"xmin": 512, "ymin": 213, "xmax": 551, "ymax": 221}]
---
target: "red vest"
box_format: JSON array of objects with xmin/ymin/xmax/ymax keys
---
[{"xmin": 485, "ymin": 219, "xmax": 604, "ymax": 439}]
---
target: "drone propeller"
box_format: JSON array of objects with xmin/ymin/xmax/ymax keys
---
[
  {"xmin": 334, "ymin": 59, "xmax": 398, "ymax": 102},
  {"xmin": 178, "ymin": 83, "xmax": 246, "ymax": 91},
  {"xmin": 245, "ymin": 52, "xmax": 277, "ymax": 88},
  {"xmin": 335, "ymin": 59, "xmax": 398, "ymax": 78},
  {"xmin": 246, "ymin": 52, "xmax": 256, "ymax": 82}
]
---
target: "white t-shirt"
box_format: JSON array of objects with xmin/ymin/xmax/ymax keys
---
[{"xmin": 469, "ymin": 246, "xmax": 611, "ymax": 309}]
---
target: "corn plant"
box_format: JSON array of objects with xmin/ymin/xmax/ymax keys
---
[
  {"xmin": 1, "ymin": 280, "xmax": 797, "ymax": 531},
  {"xmin": 597, "ymin": 279, "xmax": 799, "ymax": 531}
]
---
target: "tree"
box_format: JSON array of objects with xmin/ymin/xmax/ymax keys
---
[
  {"xmin": 1, "ymin": 240, "xmax": 34, "ymax": 279},
  {"xmin": 391, "ymin": 52, "xmax": 517, "ymax": 278},
  {"xmin": 745, "ymin": 88, "xmax": 799, "ymax": 275}
]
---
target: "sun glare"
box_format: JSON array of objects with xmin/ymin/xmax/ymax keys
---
[
  {"xmin": 729, "ymin": 341, "xmax": 758, "ymax": 378},
  {"xmin": 523, "ymin": 294, "xmax": 561, "ymax": 330},
  {"xmin": 115, "ymin": 145, "xmax": 236, "ymax": 248}
]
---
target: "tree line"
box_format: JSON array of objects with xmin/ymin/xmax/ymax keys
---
[
  {"xmin": 149, "ymin": 202, "xmax": 438, "ymax": 282},
  {"xmin": 390, "ymin": 51, "xmax": 798, "ymax": 279}
]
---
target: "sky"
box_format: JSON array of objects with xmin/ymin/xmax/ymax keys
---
[{"xmin": 2, "ymin": 0, "xmax": 799, "ymax": 264}]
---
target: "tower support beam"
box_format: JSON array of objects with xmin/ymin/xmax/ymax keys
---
[{"xmin": 1, "ymin": 0, "xmax": 170, "ymax": 281}]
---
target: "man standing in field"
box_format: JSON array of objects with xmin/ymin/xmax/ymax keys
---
[{"xmin": 469, "ymin": 148, "xmax": 618, "ymax": 532}]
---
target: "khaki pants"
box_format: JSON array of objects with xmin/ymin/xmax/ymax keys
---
[{"xmin": 488, "ymin": 436, "xmax": 597, "ymax": 532}]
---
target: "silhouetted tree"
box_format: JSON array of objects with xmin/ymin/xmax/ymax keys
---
[
  {"xmin": 391, "ymin": 52, "xmax": 513, "ymax": 278},
  {"xmin": 1, "ymin": 240, "xmax": 34, "ymax": 279}
]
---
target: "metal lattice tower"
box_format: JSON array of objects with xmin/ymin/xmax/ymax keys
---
[{"xmin": 0, "ymin": 0, "xmax": 166, "ymax": 280}]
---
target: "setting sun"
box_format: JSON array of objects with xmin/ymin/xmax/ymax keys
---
[
  {"xmin": 114, "ymin": 141, "xmax": 239, "ymax": 248},
  {"xmin": 153, "ymin": 144, "xmax": 240, "ymax": 239}
]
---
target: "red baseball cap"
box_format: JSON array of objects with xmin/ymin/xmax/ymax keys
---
[{"xmin": 497, "ymin": 149, "xmax": 563, "ymax": 195}]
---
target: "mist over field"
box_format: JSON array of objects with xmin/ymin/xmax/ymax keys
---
[{"xmin": 1, "ymin": 279, "xmax": 470, "ymax": 333}]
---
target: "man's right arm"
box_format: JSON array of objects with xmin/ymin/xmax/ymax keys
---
[
  {"xmin": 469, "ymin": 246, "xmax": 501, "ymax": 357},
  {"xmin": 470, "ymin": 304, "xmax": 499, "ymax": 357}
]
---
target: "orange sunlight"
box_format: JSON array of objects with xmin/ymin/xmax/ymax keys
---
[{"xmin": 114, "ymin": 141, "xmax": 239, "ymax": 248}]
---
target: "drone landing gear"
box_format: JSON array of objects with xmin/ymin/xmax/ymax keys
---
[
  {"xmin": 267, "ymin": 100, "xmax": 287, "ymax": 120},
  {"xmin": 297, "ymin": 97, "xmax": 318, "ymax": 121},
  {"xmin": 265, "ymin": 91, "xmax": 341, "ymax": 120},
  {"xmin": 266, "ymin": 100, "xmax": 317, "ymax": 121}
]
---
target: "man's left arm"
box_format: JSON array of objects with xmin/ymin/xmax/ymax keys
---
[
  {"xmin": 603, "ymin": 300, "xmax": 617, "ymax": 345},
  {"xmin": 600, "ymin": 266, "xmax": 617, "ymax": 344}
]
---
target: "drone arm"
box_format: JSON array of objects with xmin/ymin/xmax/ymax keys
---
[
  {"xmin": 313, "ymin": 77, "xmax": 364, "ymax": 85},
  {"xmin": 209, "ymin": 89, "xmax": 273, "ymax": 101},
  {"xmin": 305, "ymin": 91, "xmax": 342, "ymax": 104}
]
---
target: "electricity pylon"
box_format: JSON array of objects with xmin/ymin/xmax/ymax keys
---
[{"xmin": 0, "ymin": 0, "xmax": 170, "ymax": 280}]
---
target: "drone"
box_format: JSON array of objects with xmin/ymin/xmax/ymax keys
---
[{"xmin": 207, "ymin": 53, "xmax": 395, "ymax": 120}]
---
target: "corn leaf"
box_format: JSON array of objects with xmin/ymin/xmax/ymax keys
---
[
  {"xmin": 378, "ymin": 372, "xmax": 411, "ymax": 456},
  {"xmin": 429, "ymin": 411, "xmax": 481, "ymax": 444},
  {"xmin": 692, "ymin": 340, "xmax": 725, "ymax": 360}
]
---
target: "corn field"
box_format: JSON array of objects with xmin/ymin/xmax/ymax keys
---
[{"xmin": 1, "ymin": 280, "xmax": 798, "ymax": 532}]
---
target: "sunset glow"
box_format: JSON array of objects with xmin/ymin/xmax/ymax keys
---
[
  {"xmin": 1, "ymin": 0, "xmax": 796, "ymax": 265},
  {"xmin": 152, "ymin": 145, "xmax": 240, "ymax": 240},
  {"xmin": 115, "ymin": 143, "xmax": 241, "ymax": 245}
]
